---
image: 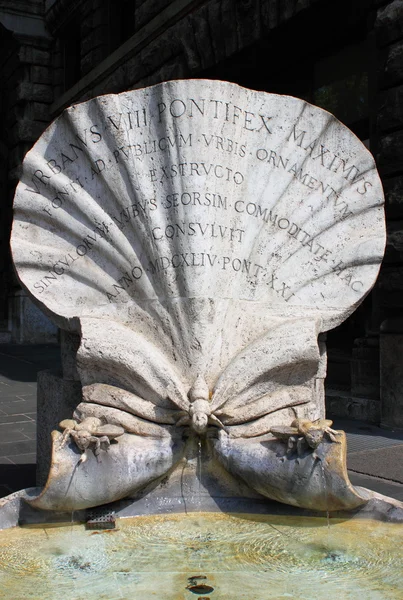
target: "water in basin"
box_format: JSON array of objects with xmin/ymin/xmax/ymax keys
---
[{"xmin": 0, "ymin": 512, "xmax": 402, "ymax": 599}]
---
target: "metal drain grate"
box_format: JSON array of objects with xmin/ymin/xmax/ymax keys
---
[{"xmin": 85, "ymin": 507, "xmax": 116, "ymax": 530}]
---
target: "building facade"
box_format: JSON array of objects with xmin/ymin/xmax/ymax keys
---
[{"xmin": 1, "ymin": 0, "xmax": 403, "ymax": 426}]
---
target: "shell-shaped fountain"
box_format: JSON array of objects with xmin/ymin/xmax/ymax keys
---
[{"xmin": 8, "ymin": 80, "xmax": 388, "ymax": 513}]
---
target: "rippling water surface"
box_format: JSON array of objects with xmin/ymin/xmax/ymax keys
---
[{"xmin": 0, "ymin": 513, "xmax": 402, "ymax": 599}]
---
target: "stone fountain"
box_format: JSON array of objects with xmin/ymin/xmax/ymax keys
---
[{"xmin": 1, "ymin": 79, "xmax": 402, "ymax": 527}]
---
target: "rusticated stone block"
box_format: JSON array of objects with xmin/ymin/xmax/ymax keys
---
[
  {"xmin": 81, "ymin": 28, "xmax": 105, "ymax": 58},
  {"xmin": 190, "ymin": 6, "xmax": 216, "ymax": 70},
  {"xmin": 379, "ymin": 40, "xmax": 403, "ymax": 89},
  {"xmin": 18, "ymin": 46, "xmax": 50, "ymax": 66},
  {"xmin": 220, "ymin": 0, "xmax": 239, "ymax": 58},
  {"xmin": 325, "ymin": 390, "xmax": 381, "ymax": 423},
  {"xmin": 204, "ymin": 0, "xmax": 227, "ymax": 63},
  {"xmin": 380, "ymin": 322, "xmax": 403, "ymax": 428},
  {"xmin": 261, "ymin": 0, "xmax": 278, "ymax": 30},
  {"xmin": 126, "ymin": 54, "xmax": 146, "ymax": 87},
  {"xmin": 136, "ymin": 0, "xmax": 172, "ymax": 30},
  {"xmin": 351, "ymin": 345, "xmax": 380, "ymax": 399},
  {"xmin": 9, "ymin": 119, "xmax": 47, "ymax": 145},
  {"xmin": 9, "ymin": 144, "xmax": 31, "ymax": 170},
  {"xmin": 15, "ymin": 81, "xmax": 53, "ymax": 103},
  {"xmin": 383, "ymin": 175, "xmax": 403, "ymax": 218},
  {"xmin": 149, "ymin": 52, "xmax": 188, "ymax": 84},
  {"xmin": 175, "ymin": 19, "xmax": 202, "ymax": 73},
  {"xmin": 1, "ymin": 55, "xmax": 21, "ymax": 83},
  {"xmin": 139, "ymin": 30, "xmax": 177, "ymax": 74},
  {"xmin": 32, "ymin": 101, "xmax": 51, "ymax": 122},
  {"xmin": 378, "ymin": 85, "xmax": 403, "ymax": 131},
  {"xmin": 80, "ymin": 46, "xmax": 104, "ymax": 76},
  {"xmin": 378, "ymin": 266, "xmax": 403, "ymax": 291},
  {"xmin": 235, "ymin": 0, "xmax": 262, "ymax": 47},
  {"xmin": 377, "ymin": 130, "xmax": 403, "ymax": 176},
  {"xmin": 31, "ymin": 65, "xmax": 51, "ymax": 84},
  {"xmin": 92, "ymin": 64, "xmax": 129, "ymax": 96},
  {"xmin": 376, "ymin": 0, "xmax": 403, "ymax": 46}
]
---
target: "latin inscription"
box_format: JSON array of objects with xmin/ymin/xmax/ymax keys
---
[{"xmin": 23, "ymin": 89, "xmax": 376, "ymax": 305}]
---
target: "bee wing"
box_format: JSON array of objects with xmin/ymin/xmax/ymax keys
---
[
  {"xmin": 82, "ymin": 383, "xmax": 182, "ymax": 425},
  {"xmin": 78, "ymin": 317, "xmax": 190, "ymax": 412},
  {"xmin": 94, "ymin": 424, "xmax": 125, "ymax": 438},
  {"xmin": 210, "ymin": 318, "xmax": 320, "ymax": 436},
  {"xmin": 270, "ymin": 426, "xmax": 299, "ymax": 439}
]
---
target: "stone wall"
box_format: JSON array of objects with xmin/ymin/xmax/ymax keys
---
[
  {"xmin": 49, "ymin": 0, "xmax": 318, "ymax": 114},
  {"xmin": 375, "ymin": 0, "xmax": 403, "ymax": 427},
  {"xmin": 0, "ymin": 5, "xmax": 57, "ymax": 342}
]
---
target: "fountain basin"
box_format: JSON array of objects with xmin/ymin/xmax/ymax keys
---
[{"xmin": 1, "ymin": 512, "xmax": 402, "ymax": 599}]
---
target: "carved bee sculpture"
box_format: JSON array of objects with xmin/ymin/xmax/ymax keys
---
[
  {"xmin": 175, "ymin": 374, "xmax": 229, "ymax": 434},
  {"xmin": 270, "ymin": 418, "xmax": 340, "ymax": 457},
  {"xmin": 73, "ymin": 318, "xmax": 322, "ymax": 443},
  {"xmin": 59, "ymin": 416, "xmax": 125, "ymax": 462}
]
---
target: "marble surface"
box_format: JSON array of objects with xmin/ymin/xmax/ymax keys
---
[
  {"xmin": 12, "ymin": 80, "xmax": 385, "ymax": 332},
  {"xmin": 8, "ymin": 80, "xmax": 387, "ymax": 513}
]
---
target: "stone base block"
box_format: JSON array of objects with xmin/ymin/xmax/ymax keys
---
[
  {"xmin": 36, "ymin": 370, "xmax": 81, "ymax": 486},
  {"xmin": 326, "ymin": 389, "xmax": 381, "ymax": 423},
  {"xmin": 380, "ymin": 331, "xmax": 403, "ymax": 429}
]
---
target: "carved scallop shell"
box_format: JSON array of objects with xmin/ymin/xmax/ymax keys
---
[
  {"xmin": 11, "ymin": 79, "xmax": 385, "ymax": 350},
  {"xmin": 10, "ymin": 80, "xmax": 386, "ymax": 512}
]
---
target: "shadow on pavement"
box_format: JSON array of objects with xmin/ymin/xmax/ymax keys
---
[{"xmin": 0, "ymin": 345, "xmax": 61, "ymax": 382}]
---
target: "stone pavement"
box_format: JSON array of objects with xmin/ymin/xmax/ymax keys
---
[
  {"xmin": 0, "ymin": 344, "xmax": 61, "ymax": 498},
  {"xmin": 0, "ymin": 343, "xmax": 403, "ymax": 503}
]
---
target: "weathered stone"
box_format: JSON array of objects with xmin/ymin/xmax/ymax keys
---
[
  {"xmin": 380, "ymin": 319, "xmax": 403, "ymax": 428},
  {"xmin": 30, "ymin": 64, "xmax": 51, "ymax": 84},
  {"xmin": 12, "ymin": 81, "xmax": 385, "ymax": 332},
  {"xmin": 383, "ymin": 174, "xmax": 403, "ymax": 218},
  {"xmin": 136, "ymin": 0, "xmax": 173, "ymax": 30},
  {"xmin": 261, "ymin": 0, "xmax": 278, "ymax": 30},
  {"xmin": 125, "ymin": 53, "xmax": 146, "ymax": 86},
  {"xmin": 205, "ymin": 0, "xmax": 228, "ymax": 63},
  {"xmin": 235, "ymin": 0, "xmax": 261, "ymax": 47},
  {"xmin": 376, "ymin": 0, "xmax": 403, "ymax": 46},
  {"xmin": 36, "ymin": 370, "xmax": 88, "ymax": 486},
  {"xmin": 139, "ymin": 29, "xmax": 177, "ymax": 74},
  {"xmin": 379, "ymin": 40, "xmax": 403, "ymax": 89},
  {"xmin": 18, "ymin": 45, "xmax": 50, "ymax": 66},
  {"xmin": 9, "ymin": 291, "xmax": 58, "ymax": 344},
  {"xmin": 378, "ymin": 130, "xmax": 403, "ymax": 176},
  {"xmin": 10, "ymin": 81, "xmax": 386, "ymax": 514},
  {"xmin": 80, "ymin": 47, "xmax": 104, "ymax": 77},
  {"xmin": 31, "ymin": 100, "xmax": 51, "ymax": 121},
  {"xmin": 177, "ymin": 18, "xmax": 203, "ymax": 73},
  {"xmin": 143, "ymin": 53, "xmax": 188, "ymax": 86},
  {"xmin": 9, "ymin": 119, "xmax": 47, "ymax": 144},
  {"xmin": 81, "ymin": 28, "xmax": 105, "ymax": 57},
  {"xmin": 377, "ymin": 266, "xmax": 403, "ymax": 311},
  {"xmin": 60, "ymin": 329, "xmax": 81, "ymax": 381},
  {"xmin": 351, "ymin": 343, "xmax": 380, "ymax": 398},
  {"xmin": 188, "ymin": 6, "xmax": 216, "ymax": 70},
  {"xmin": 378, "ymin": 85, "xmax": 403, "ymax": 131},
  {"xmin": 15, "ymin": 80, "xmax": 53, "ymax": 103},
  {"xmin": 325, "ymin": 389, "xmax": 381, "ymax": 423},
  {"xmin": 220, "ymin": 0, "xmax": 239, "ymax": 58}
]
